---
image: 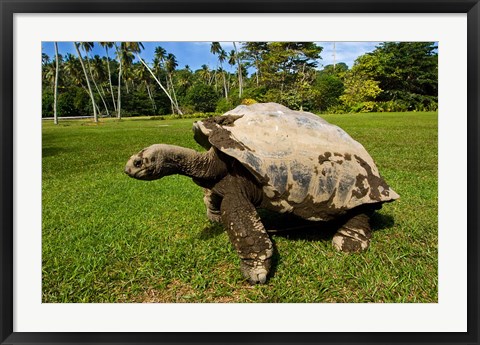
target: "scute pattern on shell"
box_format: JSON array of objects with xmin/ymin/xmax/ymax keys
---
[{"xmin": 194, "ymin": 103, "xmax": 399, "ymax": 221}]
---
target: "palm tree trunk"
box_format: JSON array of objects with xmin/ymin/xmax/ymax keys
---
[
  {"xmin": 213, "ymin": 70, "xmax": 218, "ymax": 91},
  {"xmin": 144, "ymin": 81, "xmax": 156, "ymax": 111},
  {"xmin": 222, "ymin": 71, "xmax": 228, "ymax": 100},
  {"xmin": 105, "ymin": 47, "xmax": 117, "ymax": 113},
  {"xmin": 74, "ymin": 43, "xmax": 98, "ymax": 122},
  {"xmin": 84, "ymin": 53, "xmax": 109, "ymax": 116},
  {"xmin": 165, "ymin": 74, "xmax": 173, "ymax": 114},
  {"xmin": 53, "ymin": 42, "xmax": 59, "ymax": 125},
  {"xmin": 115, "ymin": 43, "xmax": 122, "ymax": 119},
  {"xmin": 233, "ymin": 42, "xmax": 243, "ymax": 98},
  {"xmin": 95, "ymin": 103, "xmax": 102, "ymax": 116},
  {"xmin": 136, "ymin": 53, "xmax": 183, "ymax": 115},
  {"xmin": 168, "ymin": 73, "xmax": 181, "ymax": 115}
]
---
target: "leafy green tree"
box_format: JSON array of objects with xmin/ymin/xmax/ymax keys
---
[
  {"xmin": 186, "ymin": 83, "xmax": 219, "ymax": 112},
  {"xmin": 259, "ymin": 42, "xmax": 322, "ymax": 90},
  {"xmin": 249, "ymin": 42, "xmax": 322, "ymax": 109},
  {"xmin": 242, "ymin": 42, "xmax": 268, "ymax": 87},
  {"xmin": 42, "ymin": 90, "xmax": 53, "ymax": 117},
  {"xmin": 315, "ymin": 73, "xmax": 344, "ymax": 112},
  {"xmin": 351, "ymin": 42, "xmax": 438, "ymax": 111},
  {"xmin": 340, "ymin": 72, "xmax": 382, "ymax": 112},
  {"xmin": 57, "ymin": 91, "xmax": 77, "ymax": 116}
]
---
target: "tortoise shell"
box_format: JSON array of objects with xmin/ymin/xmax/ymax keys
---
[{"xmin": 194, "ymin": 103, "xmax": 399, "ymax": 221}]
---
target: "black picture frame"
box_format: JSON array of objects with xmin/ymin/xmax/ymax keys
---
[{"xmin": 1, "ymin": 0, "xmax": 479, "ymax": 344}]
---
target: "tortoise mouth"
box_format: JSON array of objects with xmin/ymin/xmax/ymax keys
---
[
  {"xmin": 131, "ymin": 166, "xmax": 158, "ymax": 180},
  {"xmin": 124, "ymin": 164, "xmax": 146, "ymax": 179}
]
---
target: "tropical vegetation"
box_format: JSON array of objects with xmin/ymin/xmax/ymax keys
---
[{"xmin": 42, "ymin": 41, "xmax": 438, "ymax": 121}]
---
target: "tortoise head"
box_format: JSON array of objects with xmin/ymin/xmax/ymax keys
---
[{"xmin": 124, "ymin": 144, "xmax": 176, "ymax": 180}]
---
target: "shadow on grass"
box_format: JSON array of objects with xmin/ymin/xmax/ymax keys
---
[
  {"xmin": 265, "ymin": 210, "xmax": 395, "ymax": 242},
  {"xmin": 198, "ymin": 222, "xmax": 224, "ymax": 240},
  {"xmin": 198, "ymin": 209, "xmax": 395, "ymax": 242},
  {"xmin": 197, "ymin": 209, "xmax": 395, "ymax": 284},
  {"xmin": 42, "ymin": 146, "xmax": 66, "ymax": 158}
]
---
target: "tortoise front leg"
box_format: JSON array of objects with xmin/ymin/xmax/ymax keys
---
[
  {"xmin": 221, "ymin": 192, "xmax": 273, "ymax": 284},
  {"xmin": 332, "ymin": 212, "xmax": 372, "ymax": 252}
]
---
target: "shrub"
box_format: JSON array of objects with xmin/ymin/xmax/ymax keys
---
[
  {"xmin": 42, "ymin": 91, "xmax": 53, "ymax": 117},
  {"xmin": 73, "ymin": 89, "xmax": 92, "ymax": 116},
  {"xmin": 241, "ymin": 98, "xmax": 257, "ymax": 105},
  {"xmin": 57, "ymin": 92, "xmax": 77, "ymax": 117},
  {"xmin": 325, "ymin": 104, "xmax": 349, "ymax": 114},
  {"xmin": 215, "ymin": 98, "xmax": 236, "ymax": 113}
]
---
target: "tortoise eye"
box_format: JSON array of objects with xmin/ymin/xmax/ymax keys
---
[{"xmin": 133, "ymin": 158, "xmax": 142, "ymax": 168}]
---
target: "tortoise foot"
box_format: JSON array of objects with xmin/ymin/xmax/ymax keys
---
[
  {"xmin": 240, "ymin": 259, "xmax": 271, "ymax": 284},
  {"xmin": 332, "ymin": 228, "xmax": 371, "ymax": 253}
]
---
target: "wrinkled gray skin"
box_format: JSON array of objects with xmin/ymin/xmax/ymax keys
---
[{"xmin": 125, "ymin": 104, "xmax": 397, "ymax": 284}]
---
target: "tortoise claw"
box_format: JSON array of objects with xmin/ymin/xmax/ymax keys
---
[{"xmin": 240, "ymin": 259, "xmax": 270, "ymax": 284}]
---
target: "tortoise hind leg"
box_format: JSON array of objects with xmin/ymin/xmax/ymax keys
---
[
  {"xmin": 203, "ymin": 188, "xmax": 222, "ymax": 222},
  {"xmin": 332, "ymin": 213, "xmax": 372, "ymax": 252},
  {"xmin": 220, "ymin": 191, "xmax": 273, "ymax": 284}
]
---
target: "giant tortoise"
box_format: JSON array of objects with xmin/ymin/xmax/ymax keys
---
[{"xmin": 125, "ymin": 103, "xmax": 399, "ymax": 284}]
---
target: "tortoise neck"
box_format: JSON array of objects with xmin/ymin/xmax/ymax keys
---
[{"xmin": 166, "ymin": 146, "xmax": 227, "ymax": 181}]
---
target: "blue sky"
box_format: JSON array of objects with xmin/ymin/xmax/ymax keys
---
[{"xmin": 42, "ymin": 41, "xmax": 382, "ymax": 72}]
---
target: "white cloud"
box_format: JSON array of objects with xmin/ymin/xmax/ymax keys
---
[{"xmin": 317, "ymin": 41, "xmax": 382, "ymax": 68}]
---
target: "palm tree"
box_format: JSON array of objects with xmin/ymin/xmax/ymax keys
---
[
  {"xmin": 114, "ymin": 43, "xmax": 123, "ymax": 118},
  {"xmin": 99, "ymin": 42, "xmax": 117, "ymax": 113},
  {"xmin": 199, "ymin": 64, "xmax": 211, "ymax": 85},
  {"xmin": 153, "ymin": 46, "xmax": 177, "ymax": 114},
  {"xmin": 91, "ymin": 55, "xmax": 111, "ymax": 115},
  {"xmin": 210, "ymin": 42, "xmax": 228, "ymax": 99},
  {"xmin": 232, "ymin": 42, "xmax": 243, "ymax": 98},
  {"xmin": 123, "ymin": 42, "xmax": 143, "ymax": 91},
  {"xmin": 73, "ymin": 42, "xmax": 97, "ymax": 122},
  {"xmin": 53, "ymin": 42, "xmax": 60, "ymax": 124},
  {"xmin": 136, "ymin": 63, "xmax": 156, "ymax": 112},
  {"xmin": 136, "ymin": 51, "xmax": 182, "ymax": 115},
  {"xmin": 63, "ymin": 54, "xmax": 84, "ymax": 90},
  {"xmin": 176, "ymin": 68, "xmax": 193, "ymax": 94},
  {"xmin": 80, "ymin": 42, "xmax": 109, "ymax": 116},
  {"xmin": 115, "ymin": 42, "xmax": 137, "ymax": 118},
  {"xmin": 154, "ymin": 47, "xmax": 169, "ymax": 89},
  {"xmin": 165, "ymin": 53, "xmax": 181, "ymax": 114},
  {"xmin": 43, "ymin": 62, "xmax": 56, "ymax": 91},
  {"xmin": 228, "ymin": 50, "xmax": 238, "ymax": 92},
  {"xmin": 42, "ymin": 53, "xmax": 51, "ymax": 66},
  {"xmin": 148, "ymin": 45, "xmax": 182, "ymax": 114}
]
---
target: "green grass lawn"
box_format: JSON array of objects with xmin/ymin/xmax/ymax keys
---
[{"xmin": 42, "ymin": 112, "xmax": 438, "ymax": 303}]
